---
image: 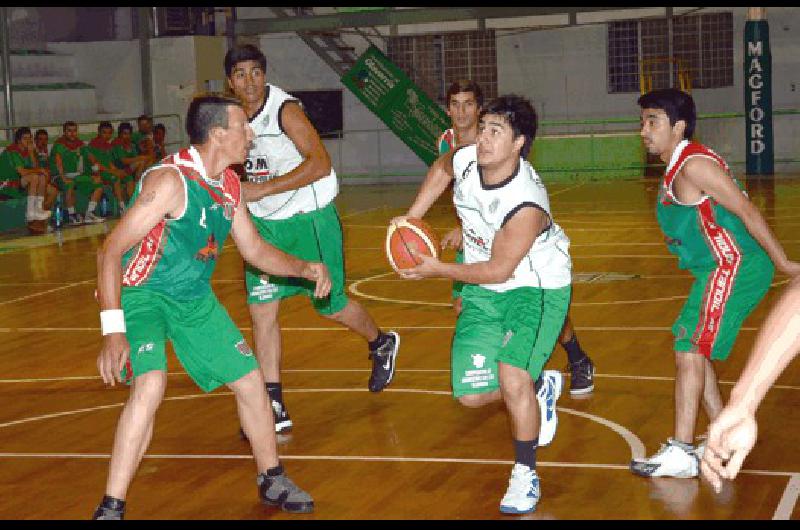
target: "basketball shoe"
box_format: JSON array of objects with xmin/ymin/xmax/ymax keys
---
[
  {"xmin": 368, "ymin": 331, "xmax": 400, "ymax": 392},
  {"xmin": 537, "ymin": 370, "xmax": 563, "ymax": 446},
  {"xmin": 569, "ymin": 356, "xmax": 595, "ymax": 395},
  {"xmin": 91, "ymin": 497, "xmax": 125, "ymax": 520},
  {"xmin": 499, "ymin": 463, "xmax": 541, "ymax": 514},
  {"xmin": 630, "ymin": 438, "xmax": 700, "ymax": 478},
  {"xmin": 258, "ymin": 466, "xmax": 314, "ymax": 513}
]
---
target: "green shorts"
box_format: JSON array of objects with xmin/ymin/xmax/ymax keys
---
[
  {"xmin": 451, "ymin": 283, "xmax": 571, "ymax": 397},
  {"xmin": 674, "ymin": 251, "xmax": 773, "ymax": 360},
  {"xmin": 53, "ymin": 174, "xmax": 101, "ymax": 194},
  {"xmin": 245, "ymin": 202, "xmax": 348, "ymax": 315},
  {"xmin": 120, "ymin": 288, "xmax": 258, "ymax": 392},
  {"xmin": 452, "ymin": 249, "xmax": 465, "ymax": 300},
  {"xmin": 100, "ymin": 171, "xmax": 132, "ymax": 185}
]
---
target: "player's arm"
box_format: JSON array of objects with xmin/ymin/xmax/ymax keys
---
[
  {"xmin": 683, "ymin": 157, "xmax": 800, "ymax": 276},
  {"xmin": 242, "ymin": 102, "xmax": 331, "ymax": 202},
  {"xmin": 701, "ymin": 276, "xmax": 800, "ymax": 490},
  {"xmin": 95, "ymin": 169, "xmax": 184, "ymax": 386},
  {"xmin": 53, "ymin": 151, "xmax": 66, "ymax": 179},
  {"xmin": 230, "ymin": 193, "xmax": 331, "ymax": 299},
  {"xmin": 402, "ymin": 206, "xmax": 547, "ymax": 284}
]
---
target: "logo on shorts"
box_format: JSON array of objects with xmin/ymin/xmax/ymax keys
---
[
  {"xmin": 251, "ymin": 275, "xmax": 279, "ymax": 300},
  {"xmin": 235, "ymin": 339, "xmax": 253, "ymax": 357},
  {"xmin": 471, "ymin": 353, "xmax": 486, "ymax": 369},
  {"xmin": 137, "ymin": 343, "xmax": 155, "ymax": 354}
]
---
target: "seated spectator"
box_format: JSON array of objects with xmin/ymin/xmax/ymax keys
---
[
  {"xmin": 0, "ymin": 127, "xmax": 53, "ymax": 222},
  {"xmin": 111, "ymin": 122, "xmax": 153, "ymax": 199},
  {"xmin": 132, "ymin": 114, "xmax": 153, "ymax": 153},
  {"xmin": 51, "ymin": 121, "xmax": 106, "ymax": 224},
  {"xmin": 34, "ymin": 129, "xmax": 52, "ymax": 170},
  {"xmin": 153, "ymin": 123, "xmax": 167, "ymax": 161},
  {"xmin": 87, "ymin": 121, "xmax": 129, "ymax": 216}
]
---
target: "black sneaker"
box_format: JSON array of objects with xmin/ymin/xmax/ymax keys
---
[
  {"xmin": 258, "ymin": 469, "xmax": 314, "ymax": 513},
  {"xmin": 239, "ymin": 399, "xmax": 293, "ymax": 441},
  {"xmin": 569, "ymin": 356, "xmax": 594, "ymax": 395},
  {"xmin": 368, "ymin": 331, "xmax": 400, "ymax": 392},
  {"xmin": 92, "ymin": 498, "xmax": 125, "ymax": 520}
]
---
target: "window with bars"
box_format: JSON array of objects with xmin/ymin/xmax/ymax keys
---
[
  {"xmin": 387, "ymin": 30, "xmax": 498, "ymax": 104},
  {"xmin": 607, "ymin": 12, "xmax": 733, "ymax": 93}
]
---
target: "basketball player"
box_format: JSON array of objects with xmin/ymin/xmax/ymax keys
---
[
  {"xmin": 92, "ymin": 95, "xmax": 329, "ymax": 519},
  {"xmin": 437, "ymin": 79, "xmax": 595, "ymax": 395},
  {"xmin": 630, "ymin": 88, "xmax": 800, "ymax": 479},
  {"xmin": 701, "ymin": 277, "xmax": 800, "ymax": 491},
  {"xmin": 224, "ymin": 44, "xmax": 400, "ymax": 435},
  {"xmin": 395, "ymin": 95, "xmax": 568, "ymax": 514},
  {"xmin": 52, "ymin": 121, "xmax": 106, "ymax": 224}
]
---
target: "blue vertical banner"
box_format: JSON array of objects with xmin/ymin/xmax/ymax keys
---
[{"xmin": 744, "ymin": 16, "xmax": 774, "ymax": 175}]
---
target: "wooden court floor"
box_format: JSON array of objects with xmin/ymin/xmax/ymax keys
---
[{"xmin": 0, "ymin": 177, "xmax": 799, "ymax": 520}]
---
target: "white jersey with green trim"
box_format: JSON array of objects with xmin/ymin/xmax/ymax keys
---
[
  {"xmin": 245, "ymin": 83, "xmax": 338, "ymax": 220},
  {"xmin": 451, "ymin": 144, "xmax": 571, "ymax": 291}
]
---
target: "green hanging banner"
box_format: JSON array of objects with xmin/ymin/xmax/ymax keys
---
[
  {"xmin": 341, "ymin": 46, "xmax": 450, "ymax": 166},
  {"xmin": 744, "ymin": 18, "xmax": 774, "ymax": 175}
]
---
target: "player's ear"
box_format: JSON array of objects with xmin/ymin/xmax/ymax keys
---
[
  {"xmin": 513, "ymin": 133, "xmax": 525, "ymax": 153},
  {"xmin": 673, "ymin": 119, "xmax": 687, "ymax": 138}
]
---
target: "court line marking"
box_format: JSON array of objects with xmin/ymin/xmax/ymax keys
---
[
  {"xmin": 0, "ymin": 386, "xmax": 642, "ymax": 462},
  {"xmin": 774, "ymin": 473, "xmax": 800, "ymax": 520},
  {"xmin": 0, "ymin": 279, "xmax": 94, "ymax": 306}
]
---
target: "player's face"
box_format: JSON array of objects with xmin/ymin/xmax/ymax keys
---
[
  {"xmin": 447, "ymin": 92, "xmax": 480, "ymax": 132},
  {"xmin": 221, "ymin": 105, "xmax": 255, "ymax": 164},
  {"xmin": 228, "ymin": 60, "xmax": 267, "ymax": 106},
  {"xmin": 34, "ymin": 133, "xmax": 47, "ymax": 150},
  {"xmin": 19, "ymin": 133, "xmax": 32, "ymax": 148},
  {"xmin": 476, "ymin": 113, "xmax": 523, "ymax": 167},
  {"xmin": 138, "ymin": 119, "xmax": 152, "ymax": 134},
  {"xmin": 65, "ymin": 125, "xmax": 78, "ymax": 141},
  {"xmin": 154, "ymin": 129, "xmax": 165, "ymax": 144},
  {"xmin": 640, "ymin": 108, "xmax": 680, "ymax": 156},
  {"xmin": 119, "ymin": 130, "xmax": 131, "ymax": 142},
  {"xmin": 100, "ymin": 127, "xmax": 113, "ymax": 142}
]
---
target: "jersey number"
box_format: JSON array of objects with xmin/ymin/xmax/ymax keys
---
[{"xmin": 199, "ymin": 207, "xmax": 207, "ymax": 228}]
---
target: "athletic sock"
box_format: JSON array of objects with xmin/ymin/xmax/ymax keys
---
[
  {"xmin": 99, "ymin": 495, "xmax": 125, "ymax": 511},
  {"xmin": 67, "ymin": 206, "xmax": 76, "ymax": 215},
  {"xmin": 561, "ymin": 335, "xmax": 588, "ymax": 365},
  {"xmin": 513, "ymin": 438, "xmax": 539, "ymax": 469},
  {"xmin": 368, "ymin": 331, "xmax": 388, "ymax": 352},
  {"xmin": 86, "ymin": 201, "xmax": 97, "ymax": 215},
  {"xmin": 264, "ymin": 463, "xmax": 284, "ymax": 477},
  {"xmin": 35, "ymin": 196, "xmax": 45, "ymax": 210},
  {"xmin": 26, "ymin": 196, "xmax": 35, "ymax": 217},
  {"xmin": 265, "ymin": 382, "xmax": 283, "ymax": 404},
  {"xmin": 534, "ymin": 375, "xmax": 543, "ymax": 393}
]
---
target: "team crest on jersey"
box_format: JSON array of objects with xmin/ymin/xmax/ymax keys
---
[
  {"xmin": 488, "ymin": 198, "xmax": 500, "ymax": 214},
  {"xmin": 195, "ymin": 234, "xmax": 218, "ymax": 262}
]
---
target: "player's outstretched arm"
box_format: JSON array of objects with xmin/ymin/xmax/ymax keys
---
[
  {"xmin": 701, "ymin": 276, "xmax": 800, "ymax": 491},
  {"xmin": 389, "ymin": 151, "xmax": 457, "ymax": 232},
  {"xmin": 230, "ymin": 203, "xmax": 331, "ymax": 299},
  {"xmin": 242, "ymin": 102, "xmax": 332, "ymax": 203},
  {"xmin": 683, "ymin": 157, "xmax": 800, "ymax": 276},
  {"xmin": 95, "ymin": 168, "xmax": 184, "ymax": 386}
]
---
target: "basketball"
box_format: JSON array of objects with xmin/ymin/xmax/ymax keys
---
[{"xmin": 385, "ymin": 218, "xmax": 440, "ymax": 271}]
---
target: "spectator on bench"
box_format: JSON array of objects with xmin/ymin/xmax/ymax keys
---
[
  {"xmin": 51, "ymin": 120, "xmax": 106, "ymax": 224},
  {"xmin": 112, "ymin": 122, "xmax": 154, "ymax": 200},
  {"xmin": 0, "ymin": 127, "xmax": 54, "ymax": 222},
  {"xmin": 153, "ymin": 123, "xmax": 167, "ymax": 161},
  {"xmin": 87, "ymin": 121, "xmax": 130, "ymax": 216}
]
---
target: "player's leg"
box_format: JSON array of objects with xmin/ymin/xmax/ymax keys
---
[
  {"xmin": 558, "ymin": 314, "xmax": 595, "ymax": 395},
  {"xmin": 84, "ymin": 181, "xmax": 106, "ymax": 223}
]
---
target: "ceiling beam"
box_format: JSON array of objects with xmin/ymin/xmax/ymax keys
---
[{"xmin": 235, "ymin": 6, "xmax": 638, "ymax": 35}]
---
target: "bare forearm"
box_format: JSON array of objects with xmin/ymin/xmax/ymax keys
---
[
  {"xmin": 96, "ymin": 248, "xmax": 123, "ymax": 311},
  {"xmin": 740, "ymin": 204, "xmax": 789, "ymax": 267},
  {"xmin": 407, "ymin": 166, "xmax": 452, "ymax": 219},
  {"xmin": 436, "ymin": 260, "xmax": 509, "ymax": 285},
  {"xmin": 243, "ymin": 242, "xmax": 309, "ymax": 280},
  {"xmin": 243, "ymin": 157, "xmax": 329, "ymax": 203},
  {"xmin": 727, "ymin": 279, "xmax": 800, "ymax": 414}
]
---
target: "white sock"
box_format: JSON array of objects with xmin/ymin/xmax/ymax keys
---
[
  {"xmin": 67, "ymin": 206, "xmax": 76, "ymax": 215},
  {"xmin": 35, "ymin": 196, "xmax": 45, "ymax": 211},
  {"xmin": 86, "ymin": 201, "xmax": 97, "ymax": 215},
  {"xmin": 26, "ymin": 196, "xmax": 36, "ymax": 218}
]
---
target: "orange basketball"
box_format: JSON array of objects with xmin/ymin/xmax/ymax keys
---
[{"xmin": 386, "ymin": 218, "xmax": 440, "ymax": 272}]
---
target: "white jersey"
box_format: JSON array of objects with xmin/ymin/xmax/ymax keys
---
[
  {"xmin": 245, "ymin": 84, "xmax": 338, "ymax": 220},
  {"xmin": 451, "ymin": 145, "xmax": 571, "ymax": 291}
]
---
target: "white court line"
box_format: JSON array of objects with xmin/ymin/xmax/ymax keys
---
[
  {"xmin": 774, "ymin": 474, "xmax": 800, "ymax": 520},
  {"xmin": 0, "ymin": 279, "xmax": 94, "ymax": 306}
]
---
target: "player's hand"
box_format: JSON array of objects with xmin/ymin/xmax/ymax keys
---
[
  {"xmin": 97, "ymin": 333, "xmax": 131, "ymax": 386},
  {"xmin": 398, "ymin": 249, "xmax": 442, "ymax": 280},
  {"xmin": 777, "ymin": 259, "xmax": 800, "ymax": 278},
  {"xmin": 700, "ymin": 405, "xmax": 758, "ymax": 493},
  {"xmin": 388, "ymin": 215, "xmax": 409, "ymax": 229},
  {"xmin": 441, "ymin": 227, "xmax": 463, "ymax": 251},
  {"xmin": 302, "ymin": 261, "xmax": 332, "ymax": 298}
]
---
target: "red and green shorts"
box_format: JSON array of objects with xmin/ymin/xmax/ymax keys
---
[{"xmin": 673, "ymin": 251, "xmax": 773, "ymax": 360}]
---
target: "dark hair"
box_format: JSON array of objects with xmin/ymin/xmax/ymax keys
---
[
  {"xmin": 479, "ymin": 95, "xmax": 538, "ymax": 159},
  {"xmin": 637, "ymin": 88, "xmax": 696, "ymax": 140},
  {"xmin": 13, "ymin": 127, "xmax": 31, "ymax": 144},
  {"xmin": 63, "ymin": 120, "xmax": 77, "ymax": 132},
  {"xmin": 35, "ymin": 128, "xmax": 48, "ymax": 138},
  {"xmin": 186, "ymin": 94, "xmax": 243, "ymax": 144},
  {"xmin": 98, "ymin": 121, "xmax": 113, "ymax": 133},
  {"xmin": 117, "ymin": 122, "xmax": 133, "ymax": 135},
  {"xmin": 446, "ymin": 79, "xmax": 484, "ymax": 108},
  {"xmin": 154, "ymin": 123, "xmax": 166, "ymax": 134},
  {"xmin": 137, "ymin": 114, "xmax": 151, "ymax": 124},
  {"xmin": 224, "ymin": 44, "xmax": 267, "ymax": 78}
]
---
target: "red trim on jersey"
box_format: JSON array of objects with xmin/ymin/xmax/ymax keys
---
[
  {"xmin": 122, "ymin": 220, "xmax": 168, "ymax": 287},
  {"xmin": 691, "ymin": 199, "xmax": 742, "ymax": 358},
  {"xmin": 663, "ymin": 141, "xmax": 729, "ymax": 203},
  {"xmin": 439, "ymin": 128, "xmax": 455, "ymax": 152}
]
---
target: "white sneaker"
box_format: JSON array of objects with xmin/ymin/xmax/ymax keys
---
[
  {"xmin": 536, "ymin": 370, "xmax": 562, "ymax": 446},
  {"xmin": 28, "ymin": 208, "xmax": 52, "ymax": 221},
  {"xmin": 630, "ymin": 438, "xmax": 700, "ymax": 478},
  {"xmin": 500, "ymin": 463, "xmax": 540, "ymax": 514},
  {"xmin": 84, "ymin": 212, "xmax": 106, "ymax": 224}
]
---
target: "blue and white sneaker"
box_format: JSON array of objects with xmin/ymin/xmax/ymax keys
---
[
  {"xmin": 537, "ymin": 370, "xmax": 563, "ymax": 446},
  {"xmin": 500, "ymin": 463, "xmax": 540, "ymax": 514}
]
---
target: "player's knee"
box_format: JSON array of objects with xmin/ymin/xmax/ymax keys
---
[
  {"xmin": 129, "ymin": 371, "xmax": 167, "ymax": 408},
  {"xmin": 458, "ymin": 394, "xmax": 487, "ymax": 408}
]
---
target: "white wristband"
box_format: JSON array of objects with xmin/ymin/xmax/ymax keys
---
[{"xmin": 100, "ymin": 309, "xmax": 126, "ymax": 336}]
